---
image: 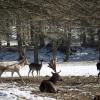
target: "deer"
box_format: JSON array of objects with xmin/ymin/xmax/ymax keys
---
[
  {"xmin": 28, "ymin": 60, "xmax": 43, "ymax": 77},
  {"xmin": 96, "ymin": 61, "xmax": 100, "ymax": 81},
  {"xmin": 0, "ymin": 65, "xmax": 8, "ymax": 82},
  {"xmin": 39, "ymin": 70, "xmax": 62, "ymax": 93},
  {"xmin": 48, "ymin": 59, "xmax": 56, "ymax": 72},
  {"xmin": 0, "ymin": 57, "xmax": 28, "ymax": 83}
]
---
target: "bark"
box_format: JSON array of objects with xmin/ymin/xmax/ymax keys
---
[
  {"xmin": 31, "ymin": 24, "xmax": 39, "ymax": 63},
  {"xmin": 16, "ymin": 16, "xmax": 26, "ymax": 60},
  {"xmin": 18, "ymin": 47, "xmax": 26, "ymax": 60},
  {"xmin": 97, "ymin": 29, "xmax": 100, "ymax": 61},
  {"xmin": 64, "ymin": 32, "xmax": 71, "ymax": 61},
  {"xmin": 34, "ymin": 40, "xmax": 39, "ymax": 63},
  {"xmin": 52, "ymin": 40, "xmax": 60, "ymax": 60},
  {"xmin": 0, "ymin": 41, "xmax": 2, "ymax": 48},
  {"xmin": 39, "ymin": 35, "xmax": 45, "ymax": 48},
  {"xmin": 7, "ymin": 33, "xmax": 10, "ymax": 47},
  {"xmin": 52, "ymin": 41, "xmax": 57, "ymax": 60},
  {"xmin": 82, "ymin": 32, "xmax": 87, "ymax": 47}
]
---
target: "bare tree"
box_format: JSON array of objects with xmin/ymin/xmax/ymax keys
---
[
  {"xmin": 64, "ymin": 32, "xmax": 72, "ymax": 61},
  {"xmin": 30, "ymin": 22, "xmax": 40, "ymax": 63},
  {"xmin": 16, "ymin": 15, "xmax": 27, "ymax": 60}
]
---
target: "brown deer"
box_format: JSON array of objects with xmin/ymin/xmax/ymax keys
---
[
  {"xmin": 48, "ymin": 59, "xmax": 56, "ymax": 72},
  {"xmin": 0, "ymin": 57, "xmax": 28, "ymax": 83},
  {"xmin": 39, "ymin": 70, "xmax": 62, "ymax": 93},
  {"xmin": 28, "ymin": 60, "xmax": 43, "ymax": 77},
  {"xmin": 0, "ymin": 65, "xmax": 8, "ymax": 82}
]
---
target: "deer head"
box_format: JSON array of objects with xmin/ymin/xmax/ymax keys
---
[
  {"xmin": 19, "ymin": 57, "xmax": 29, "ymax": 65},
  {"xmin": 49, "ymin": 70, "xmax": 62, "ymax": 84},
  {"xmin": 40, "ymin": 60, "xmax": 43, "ymax": 63}
]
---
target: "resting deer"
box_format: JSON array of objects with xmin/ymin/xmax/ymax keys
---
[
  {"xmin": 48, "ymin": 59, "xmax": 56, "ymax": 72},
  {"xmin": 28, "ymin": 60, "xmax": 43, "ymax": 77},
  {"xmin": 39, "ymin": 70, "xmax": 62, "ymax": 93},
  {"xmin": 96, "ymin": 62, "xmax": 100, "ymax": 81},
  {"xmin": 0, "ymin": 57, "xmax": 28, "ymax": 83}
]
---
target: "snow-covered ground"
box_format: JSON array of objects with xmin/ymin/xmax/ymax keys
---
[
  {"xmin": 0, "ymin": 83, "xmax": 55, "ymax": 100},
  {"xmin": 0, "ymin": 61, "xmax": 98, "ymax": 100},
  {"xmin": 1, "ymin": 61, "xmax": 98, "ymax": 77}
]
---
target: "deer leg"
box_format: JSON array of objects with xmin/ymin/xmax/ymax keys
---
[
  {"xmin": 39, "ymin": 71, "xmax": 40, "ymax": 77},
  {"xmin": 37, "ymin": 71, "xmax": 40, "ymax": 79},
  {"xmin": 37, "ymin": 71, "xmax": 38, "ymax": 77},
  {"xmin": 12, "ymin": 71, "xmax": 14, "ymax": 77},
  {"xmin": 0, "ymin": 70, "xmax": 4, "ymax": 83},
  {"xmin": 0, "ymin": 69, "xmax": 6, "ymax": 83},
  {"xmin": 16, "ymin": 71, "xmax": 25, "ymax": 84},
  {"xmin": 97, "ymin": 71, "xmax": 100, "ymax": 82},
  {"xmin": 32, "ymin": 70, "xmax": 34, "ymax": 77},
  {"xmin": 10, "ymin": 71, "xmax": 14, "ymax": 83},
  {"xmin": 28, "ymin": 69, "xmax": 31, "ymax": 77}
]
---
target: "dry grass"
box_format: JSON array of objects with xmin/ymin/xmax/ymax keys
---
[{"xmin": 1, "ymin": 76, "xmax": 100, "ymax": 100}]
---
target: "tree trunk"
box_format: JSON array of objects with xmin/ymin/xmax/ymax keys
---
[
  {"xmin": 30, "ymin": 24, "xmax": 39, "ymax": 63},
  {"xmin": 34, "ymin": 39, "xmax": 39, "ymax": 63},
  {"xmin": 18, "ymin": 47, "xmax": 26, "ymax": 60},
  {"xmin": 89, "ymin": 34, "xmax": 95, "ymax": 47},
  {"xmin": 17, "ymin": 32, "xmax": 24, "ymax": 60},
  {"xmin": 0, "ymin": 40, "xmax": 2, "ymax": 48},
  {"xmin": 64, "ymin": 32, "xmax": 71, "ymax": 61},
  {"xmin": 39, "ymin": 35, "xmax": 45, "ymax": 48},
  {"xmin": 97, "ymin": 30, "xmax": 100, "ymax": 61},
  {"xmin": 7, "ymin": 33, "xmax": 10, "ymax": 47},
  {"xmin": 52, "ymin": 40, "xmax": 57, "ymax": 60},
  {"xmin": 82, "ymin": 32, "xmax": 87, "ymax": 47},
  {"xmin": 16, "ymin": 16, "xmax": 26, "ymax": 60},
  {"xmin": 17, "ymin": 33, "xmax": 26, "ymax": 61}
]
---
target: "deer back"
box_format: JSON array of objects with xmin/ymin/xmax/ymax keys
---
[
  {"xmin": 29, "ymin": 63, "xmax": 41, "ymax": 70},
  {"xmin": 29, "ymin": 60, "xmax": 43, "ymax": 70},
  {"xmin": 39, "ymin": 80, "xmax": 57, "ymax": 93}
]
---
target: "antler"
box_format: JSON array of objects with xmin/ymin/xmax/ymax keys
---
[
  {"xmin": 57, "ymin": 70, "xmax": 61, "ymax": 74},
  {"xmin": 48, "ymin": 59, "xmax": 57, "ymax": 72}
]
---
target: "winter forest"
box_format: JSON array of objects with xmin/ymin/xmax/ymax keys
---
[{"xmin": 0, "ymin": 0, "xmax": 100, "ymax": 100}]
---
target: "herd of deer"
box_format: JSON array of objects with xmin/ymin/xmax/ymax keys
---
[
  {"xmin": 0, "ymin": 57, "xmax": 100, "ymax": 93},
  {"xmin": 0, "ymin": 57, "xmax": 62, "ymax": 92}
]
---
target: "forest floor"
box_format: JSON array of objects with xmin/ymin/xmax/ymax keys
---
[{"xmin": 1, "ymin": 76, "xmax": 100, "ymax": 100}]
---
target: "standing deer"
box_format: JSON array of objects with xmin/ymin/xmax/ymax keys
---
[
  {"xmin": 48, "ymin": 59, "xmax": 56, "ymax": 72},
  {"xmin": 28, "ymin": 60, "xmax": 43, "ymax": 77},
  {"xmin": 0, "ymin": 66, "xmax": 8, "ymax": 82},
  {"xmin": 39, "ymin": 70, "xmax": 62, "ymax": 93},
  {"xmin": 0, "ymin": 57, "xmax": 28, "ymax": 83},
  {"xmin": 96, "ymin": 62, "xmax": 100, "ymax": 81}
]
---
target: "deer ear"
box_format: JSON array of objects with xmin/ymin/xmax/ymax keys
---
[{"xmin": 51, "ymin": 72, "xmax": 54, "ymax": 75}]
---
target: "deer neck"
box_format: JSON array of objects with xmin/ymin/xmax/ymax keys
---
[
  {"xmin": 19, "ymin": 61, "xmax": 25, "ymax": 67},
  {"xmin": 48, "ymin": 77, "xmax": 56, "ymax": 84}
]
